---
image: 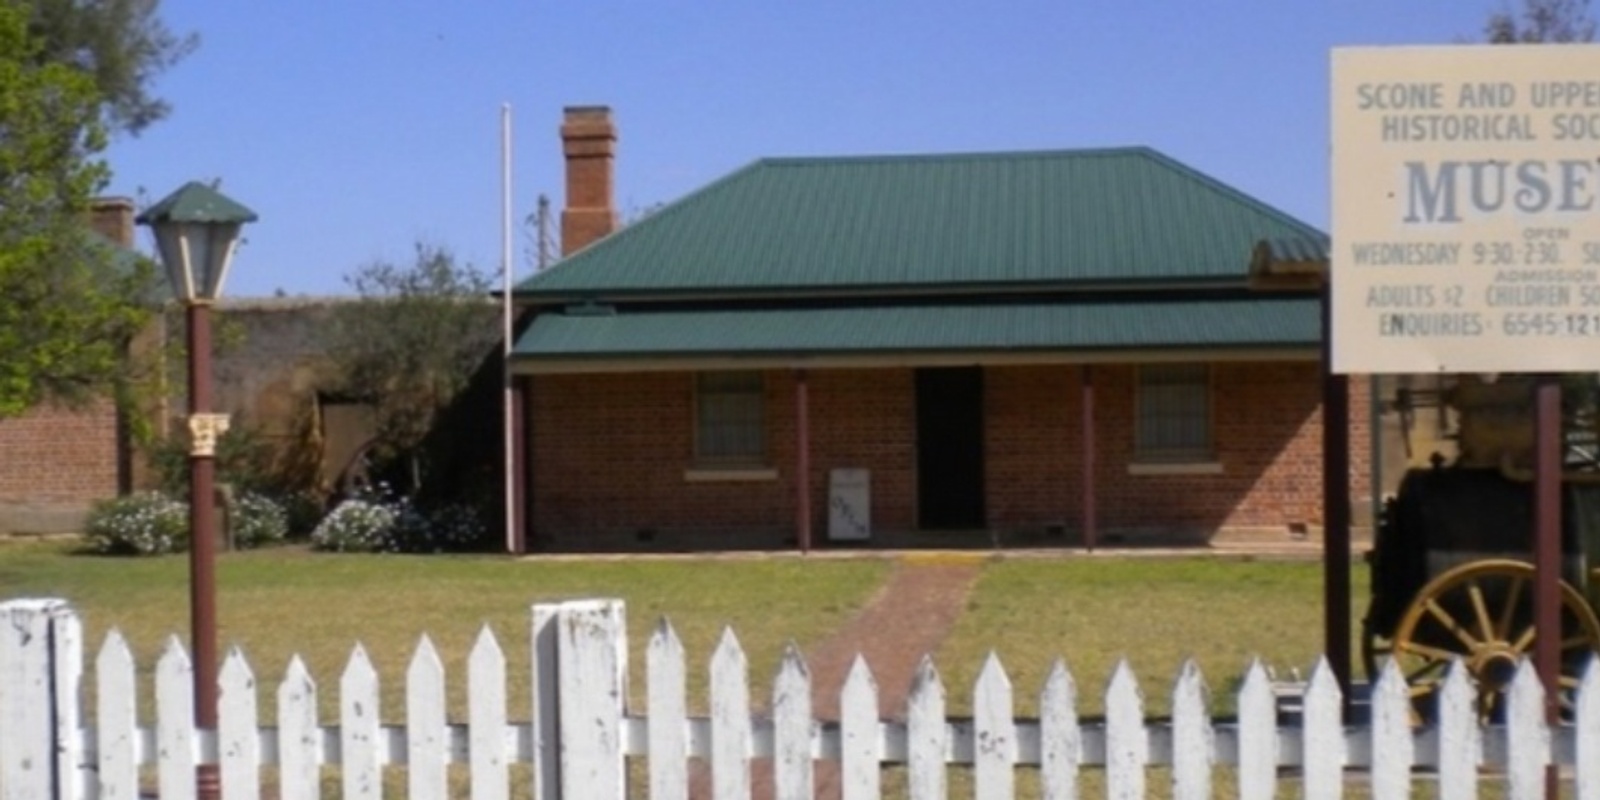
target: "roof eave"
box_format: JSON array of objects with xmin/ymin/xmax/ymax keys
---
[{"xmin": 511, "ymin": 345, "xmax": 1320, "ymax": 375}]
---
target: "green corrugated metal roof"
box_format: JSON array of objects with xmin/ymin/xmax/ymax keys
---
[
  {"xmin": 513, "ymin": 297, "xmax": 1318, "ymax": 364},
  {"xmin": 515, "ymin": 148, "xmax": 1327, "ymax": 298}
]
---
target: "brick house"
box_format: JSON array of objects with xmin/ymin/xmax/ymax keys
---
[{"xmin": 507, "ymin": 107, "xmax": 1368, "ymax": 552}]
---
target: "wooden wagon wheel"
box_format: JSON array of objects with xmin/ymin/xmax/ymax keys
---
[{"xmin": 1377, "ymin": 559, "xmax": 1600, "ymax": 722}]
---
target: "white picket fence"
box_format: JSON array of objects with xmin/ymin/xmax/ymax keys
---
[{"xmin": 3, "ymin": 597, "xmax": 1600, "ymax": 800}]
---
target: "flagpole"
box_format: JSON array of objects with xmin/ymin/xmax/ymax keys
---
[{"xmin": 501, "ymin": 103, "xmax": 517, "ymax": 553}]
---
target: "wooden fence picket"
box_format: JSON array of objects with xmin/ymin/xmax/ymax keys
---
[
  {"xmin": 10, "ymin": 597, "xmax": 1600, "ymax": 800},
  {"xmin": 973, "ymin": 652, "xmax": 1015, "ymax": 799},
  {"xmin": 530, "ymin": 604, "xmax": 558, "ymax": 800},
  {"xmin": 1579, "ymin": 658, "xmax": 1599, "ymax": 800},
  {"xmin": 49, "ymin": 601, "xmax": 85, "ymax": 800},
  {"xmin": 277, "ymin": 656, "xmax": 321, "ymax": 800},
  {"xmin": 468, "ymin": 625, "xmax": 509, "ymax": 800},
  {"xmin": 709, "ymin": 628, "xmax": 751, "ymax": 800},
  {"xmin": 218, "ymin": 648, "xmax": 260, "ymax": 800},
  {"xmin": 839, "ymin": 656, "xmax": 879, "ymax": 800},
  {"xmin": 95, "ymin": 631, "xmax": 139, "ymax": 800},
  {"xmin": 554, "ymin": 600, "xmax": 627, "ymax": 800},
  {"xmin": 1236, "ymin": 660, "xmax": 1276, "ymax": 800},
  {"xmin": 773, "ymin": 644, "xmax": 814, "ymax": 800},
  {"xmin": 1299, "ymin": 658, "xmax": 1343, "ymax": 800},
  {"xmin": 1436, "ymin": 660, "xmax": 1479, "ymax": 800},
  {"xmin": 156, "ymin": 636, "xmax": 196, "ymax": 800},
  {"xmin": 647, "ymin": 619, "xmax": 688, "ymax": 800},
  {"xmin": 905, "ymin": 656, "xmax": 947, "ymax": 800},
  {"xmin": 1038, "ymin": 659, "xmax": 1079, "ymax": 800},
  {"xmin": 1506, "ymin": 661, "xmax": 1548, "ymax": 800},
  {"xmin": 1169, "ymin": 659, "xmax": 1209, "ymax": 800},
  {"xmin": 340, "ymin": 644, "xmax": 382, "ymax": 800},
  {"xmin": 408, "ymin": 635, "xmax": 448, "ymax": 800},
  {"xmin": 1103, "ymin": 660, "xmax": 1145, "ymax": 800},
  {"xmin": 1369, "ymin": 659, "xmax": 1412, "ymax": 800}
]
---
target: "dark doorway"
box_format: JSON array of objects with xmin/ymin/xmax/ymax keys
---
[{"xmin": 915, "ymin": 367, "xmax": 986, "ymax": 529}]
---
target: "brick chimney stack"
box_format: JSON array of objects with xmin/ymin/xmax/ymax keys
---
[
  {"xmin": 560, "ymin": 105, "xmax": 617, "ymax": 256},
  {"xmin": 89, "ymin": 197, "xmax": 136, "ymax": 247}
]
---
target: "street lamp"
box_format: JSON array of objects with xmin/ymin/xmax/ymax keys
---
[{"xmin": 137, "ymin": 182, "xmax": 256, "ymax": 800}]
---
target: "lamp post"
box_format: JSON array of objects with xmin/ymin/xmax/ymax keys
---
[{"xmin": 137, "ymin": 182, "xmax": 256, "ymax": 800}]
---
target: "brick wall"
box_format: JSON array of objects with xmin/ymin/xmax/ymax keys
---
[
  {"xmin": 987, "ymin": 363, "xmax": 1371, "ymax": 541},
  {"xmin": 0, "ymin": 401, "xmax": 120, "ymax": 532},
  {"xmin": 528, "ymin": 362, "xmax": 1371, "ymax": 551},
  {"xmin": 530, "ymin": 370, "xmax": 918, "ymax": 549}
]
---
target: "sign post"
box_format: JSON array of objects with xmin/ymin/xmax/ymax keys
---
[{"xmin": 1332, "ymin": 46, "xmax": 1600, "ymax": 791}]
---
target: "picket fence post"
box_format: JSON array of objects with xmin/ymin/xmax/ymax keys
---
[
  {"xmin": 530, "ymin": 598, "xmax": 627, "ymax": 800},
  {"xmin": 0, "ymin": 598, "xmax": 82, "ymax": 800}
]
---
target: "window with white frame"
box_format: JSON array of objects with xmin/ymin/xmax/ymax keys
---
[
  {"xmin": 695, "ymin": 371, "xmax": 766, "ymax": 463},
  {"xmin": 1135, "ymin": 363, "xmax": 1213, "ymax": 462}
]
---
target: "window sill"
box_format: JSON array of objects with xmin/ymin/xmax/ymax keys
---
[
  {"xmin": 684, "ymin": 467, "xmax": 779, "ymax": 483},
  {"xmin": 1127, "ymin": 461, "xmax": 1224, "ymax": 476}
]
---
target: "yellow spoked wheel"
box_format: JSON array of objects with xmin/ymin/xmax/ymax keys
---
[{"xmin": 1378, "ymin": 559, "xmax": 1600, "ymax": 723}]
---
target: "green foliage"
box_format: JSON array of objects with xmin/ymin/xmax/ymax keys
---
[
  {"xmin": 230, "ymin": 491, "xmax": 289, "ymax": 549},
  {"xmin": 147, "ymin": 418, "xmax": 282, "ymax": 498},
  {"xmin": 0, "ymin": 2, "xmax": 157, "ymax": 418},
  {"xmin": 1486, "ymin": 0, "xmax": 1595, "ymax": 42},
  {"xmin": 324, "ymin": 242, "xmax": 501, "ymax": 494},
  {"xmin": 388, "ymin": 501, "xmax": 491, "ymax": 553},
  {"xmin": 83, "ymin": 491, "xmax": 187, "ymax": 555},
  {"xmin": 20, "ymin": 0, "xmax": 198, "ymax": 135}
]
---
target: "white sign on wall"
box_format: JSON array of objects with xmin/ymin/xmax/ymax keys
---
[{"xmin": 1331, "ymin": 44, "xmax": 1600, "ymax": 374}]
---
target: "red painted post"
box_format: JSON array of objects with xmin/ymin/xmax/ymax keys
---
[
  {"xmin": 187, "ymin": 302, "xmax": 221, "ymax": 800},
  {"xmin": 796, "ymin": 369, "xmax": 811, "ymax": 554},
  {"xmin": 1081, "ymin": 366, "xmax": 1096, "ymax": 552},
  {"xmin": 1533, "ymin": 374, "xmax": 1561, "ymax": 799},
  {"xmin": 1320, "ymin": 280, "xmax": 1352, "ymax": 707}
]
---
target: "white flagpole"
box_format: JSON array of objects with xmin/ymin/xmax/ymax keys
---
[{"xmin": 501, "ymin": 103, "xmax": 517, "ymax": 554}]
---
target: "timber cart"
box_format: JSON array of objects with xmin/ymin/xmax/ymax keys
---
[{"xmin": 1362, "ymin": 374, "xmax": 1600, "ymax": 720}]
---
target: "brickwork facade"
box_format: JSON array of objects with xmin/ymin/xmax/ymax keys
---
[
  {"xmin": 527, "ymin": 362, "xmax": 1371, "ymax": 551},
  {"xmin": 0, "ymin": 401, "xmax": 120, "ymax": 532}
]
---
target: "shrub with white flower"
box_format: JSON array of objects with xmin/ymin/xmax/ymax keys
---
[
  {"xmin": 231, "ymin": 492, "xmax": 289, "ymax": 549},
  {"xmin": 85, "ymin": 492, "xmax": 189, "ymax": 556},
  {"xmin": 388, "ymin": 502, "xmax": 488, "ymax": 553},
  {"xmin": 310, "ymin": 497, "xmax": 399, "ymax": 552}
]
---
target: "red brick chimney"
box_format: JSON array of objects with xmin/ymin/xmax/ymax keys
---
[
  {"xmin": 89, "ymin": 197, "xmax": 136, "ymax": 247},
  {"xmin": 560, "ymin": 105, "xmax": 618, "ymax": 256}
]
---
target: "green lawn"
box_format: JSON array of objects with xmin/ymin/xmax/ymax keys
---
[
  {"xmin": 935, "ymin": 555, "xmax": 1371, "ymax": 717},
  {"xmin": 0, "ymin": 540, "xmax": 892, "ymax": 721},
  {"xmin": 0, "ymin": 541, "xmax": 1372, "ymax": 724}
]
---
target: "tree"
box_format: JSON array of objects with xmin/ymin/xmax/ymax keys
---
[
  {"xmin": 21, "ymin": 0, "xmax": 198, "ymax": 135},
  {"xmin": 324, "ymin": 243, "xmax": 502, "ymax": 494},
  {"xmin": 1485, "ymin": 0, "xmax": 1596, "ymax": 42},
  {"xmin": 0, "ymin": 2, "xmax": 155, "ymax": 418}
]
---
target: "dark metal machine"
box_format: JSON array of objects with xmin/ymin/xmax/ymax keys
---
[{"xmin": 1363, "ymin": 374, "xmax": 1600, "ymax": 719}]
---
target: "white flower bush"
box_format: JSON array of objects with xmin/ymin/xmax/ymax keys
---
[
  {"xmin": 390, "ymin": 502, "xmax": 487, "ymax": 553},
  {"xmin": 231, "ymin": 492, "xmax": 289, "ymax": 549},
  {"xmin": 308, "ymin": 483, "xmax": 489, "ymax": 554},
  {"xmin": 85, "ymin": 492, "xmax": 189, "ymax": 556},
  {"xmin": 309, "ymin": 496, "xmax": 399, "ymax": 552}
]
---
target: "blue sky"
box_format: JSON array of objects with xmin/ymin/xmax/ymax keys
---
[{"xmin": 104, "ymin": 1, "xmax": 1504, "ymax": 297}]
